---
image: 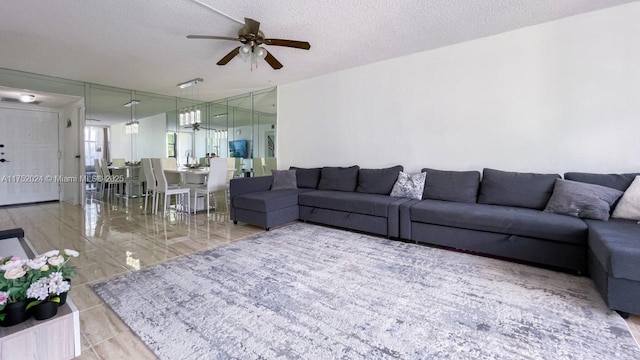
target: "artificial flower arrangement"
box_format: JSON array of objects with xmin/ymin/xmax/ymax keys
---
[{"xmin": 0, "ymin": 249, "xmax": 78, "ymax": 323}]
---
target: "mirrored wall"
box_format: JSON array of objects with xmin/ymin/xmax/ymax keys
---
[{"xmin": 84, "ymin": 83, "xmax": 276, "ymax": 177}]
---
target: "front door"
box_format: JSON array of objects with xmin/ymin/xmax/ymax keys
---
[{"xmin": 0, "ymin": 107, "xmax": 60, "ymax": 205}]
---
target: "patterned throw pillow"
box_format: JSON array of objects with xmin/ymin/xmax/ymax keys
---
[
  {"xmin": 543, "ymin": 179, "xmax": 623, "ymax": 221},
  {"xmin": 390, "ymin": 172, "xmax": 426, "ymax": 200}
]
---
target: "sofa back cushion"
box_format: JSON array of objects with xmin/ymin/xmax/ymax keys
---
[
  {"xmin": 478, "ymin": 168, "xmax": 560, "ymax": 210},
  {"xmin": 422, "ymin": 168, "xmax": 480, "ymax": 203},
  {"xmin": 317, "ymin": 166, "xmax": 360, "ymax": 192},
  {"xmin": 289, "ymin": 167, "xmax": 321, "ymax": 189},
  {"xmin": 564, "ymin": 172, "xmax": 640, "ymax": 192},
  {"xmin": 356, "ymin": 165, "xmax": 403, "ymax": 195}
]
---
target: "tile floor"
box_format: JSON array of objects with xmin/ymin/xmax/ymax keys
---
[{"xmin": 0, "ymin": 194, "xmax": 638, "ymax": 359}]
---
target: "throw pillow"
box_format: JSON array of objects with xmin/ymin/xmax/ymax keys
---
[
  {"xmin": 544, "ymin": 179, "xmax": 623, "ymax": 221},
  {"xmin": 422, "ymin": 168, "xmax": 480, "ymax": 203},
  {"xmin": 390, "ymin": 172, "xmax": 426, "ymax": 200},
  {"xmin": 612, "ymin": 176, "xmax": 640, "ymax": 221},
  {"xmin": 317, "ymin": 166, "xmax": 360, "ymax": 192},
  {"xmin": 289, "ymin": 167, "xmax": 321, "ymax": 189},
  {"xmin": 478, "ymin": 168, "xmax": 560, "ymax": 210},
  {"xmin": 356, "ymin": 165, "xmax": 403, "ymax": 195},
  {"xmin": 270, "ymin": 170, "xmax": 298, "ymax": 191}
]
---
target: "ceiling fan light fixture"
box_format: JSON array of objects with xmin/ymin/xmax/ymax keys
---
[
  {"xmin": 255, "ymin": 47, "xmax": 267, "ymax": 59},
  {"xmin": 239, "ymin": 44, "xmax": 252, "ymax": 60},
  {"xmin": 19, "ymin": 94, "xmax": 36, "ymax": 103}
]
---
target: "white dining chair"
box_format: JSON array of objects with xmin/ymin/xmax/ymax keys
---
[
  {"xmin": 252, "ymin": 157, "xmax": 265, "ymax": 177},
  {"xmin": 141, "ymin": 158, "xmax": 157, "ymax": 214},
  {"xmin": 162, "ymin": 157, "xmax": 181, "ymax": 186},
  {"xmin": 264, "ymin": 157, "xmax": 277, "ymax": 174},
  {"xmin": 151, "ymin": 158, "xmax": 191, "ymax": 217},
  {"xmin": 190, "ymin": 158, "xmax": 227, "ymax": 216},
  {"xmin": 100, "ymin": 159, "xmax": 122, "ymax": 201}
]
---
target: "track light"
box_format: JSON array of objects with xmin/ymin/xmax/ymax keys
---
[
  {"xmin": 19, "ymin": 94, "xmax": 36, "ymax": 103},
  {"xmin": 177, "ymin": 78, "xmax": 204, "ymax": 89}
]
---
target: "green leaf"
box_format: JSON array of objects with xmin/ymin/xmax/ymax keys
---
[
  {"xmin": 26, "ymin": 300, "xmax": 42, "ymax": 310},
  {"xmin": 0, "ymin": 314, "xmax": 5, "ymax": 321},
  {"xmin": 51, "ymin": 296, "xmax": 60, "ymax": 303}
]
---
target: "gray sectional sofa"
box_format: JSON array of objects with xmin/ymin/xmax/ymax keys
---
[{"xmin": 230, "ymin": 166, "xmax": 640, "ymax": 317}]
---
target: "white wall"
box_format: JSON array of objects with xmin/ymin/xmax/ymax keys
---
[
  {"xmin": 109, "ymin": 122, "xmax": 130, "ymax": 160},
  {"xmin": 138, "ymin": 113, "xmax": 167, "ymax": 159},
  {"xmin": 278, "ymin": 3, "xmax": 640, "ymax": 174}
]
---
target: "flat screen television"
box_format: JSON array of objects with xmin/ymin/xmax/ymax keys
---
[{"xmin": 229, "ymin": 140, "xmax": 252, "ymax": 159}]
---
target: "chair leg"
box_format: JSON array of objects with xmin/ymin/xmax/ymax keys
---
[
  {"xmin": 143, "ymin": 192, "xmax": 148, "ymax": 213},
  {"xmin": 187, "ymin": 192, "xmax": 191, "ymax": 215},
  {"xmin": 193, "ymin": 192, "xmax": 197, "ymax": 215},
  {"xmin": 206, "ymin": 192, "xmax": 210, "ymax": 217},
  {"xmin": 163, "ymin": 193, "xmax": 168, "ymax": 217}
]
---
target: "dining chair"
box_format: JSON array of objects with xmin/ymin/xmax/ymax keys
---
[
  {"xmin": 190, "ymin": 158, "xmax": 227, "ymax": 215},
  {"xmin": 151, "ymin": 158, "xmax": 191, "ymax": 217},
  {"xmin": 100, "ymin": 159, "xmax": 122, "ymax": 201},
  {"xmin": 162, "ymin": 157, "xmax": 181, "ymax": 186},
  {"xmin": 252, "ymin": 157, "xmax": 265, "ymax": 177},
  {"xmin": 141, "ymin": 158, "xmax": 157, "ymax": 214},
  {"xmin": 264, "ymin": 157, "xmax": 277, "ymax": 174}
]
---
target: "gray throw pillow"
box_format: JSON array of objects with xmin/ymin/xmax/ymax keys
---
[
  {"xmin": 544, "ymin": 179, "xmax": 623, "ymax": 221},
  {"xmin": 422, "ymin": 168, "xmax": 480, "ymax": 203},
  {"xmin": 317, "ymin": 166, "xmax": 360, "ymax": 192},
  {"xmin": 390, "ymin": 172, "xmax": 426, "ymax": 200},
  {"xmin": 356, "ymin": 165, "xmax": 403, "ymax": 195},
  {"xmin": 271, "ymin": 170, "xmax": 298, "ymax": 191},
  {"xmin": 478, "ymin": 168, "xmax": 560, "ymax": 210}
]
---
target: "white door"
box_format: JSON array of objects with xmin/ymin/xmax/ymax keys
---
[{"xmin": 0, "ymin": 108, "xmax": 60, "ymax": 206}]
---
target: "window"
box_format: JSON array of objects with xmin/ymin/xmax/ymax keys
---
[{"xmin": 167, "ymin": 132, "xmax": 176, "ymax": 158}]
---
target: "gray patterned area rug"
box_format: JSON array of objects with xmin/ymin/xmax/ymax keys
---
[{"xmin": 92, "ymin": 223, "xmax": 640, "ymax": 359}]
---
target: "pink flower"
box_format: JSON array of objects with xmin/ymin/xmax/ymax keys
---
[
  {"xmin": 4, "ymin": 267, "xmax": 26, "ymax": 280},
  {"xmin": 0, "ymin": 291, "xmax": 8, "ymax": 306},
  {"xmin": 0, "ymin": 259, "xmax": 25, "ymax": 271},
  {"xmin": 47, "ymin": 255, "xmax": 65, "ymax": 267}
]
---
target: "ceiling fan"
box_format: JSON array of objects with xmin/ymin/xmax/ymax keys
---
[{"xmin": 187, "ymin": 18, "xmax": 310, "ymax": 70}]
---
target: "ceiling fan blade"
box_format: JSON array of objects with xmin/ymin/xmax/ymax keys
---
[
  {"xmin": 264, "ymin": 50, "xmax": 283, "ymax": 70},
  {"xmin": 244, "ymin": 18, "xmax": 261, "ymax": 35},
  {"xmin": 264, "ymin": 39, "xmax": 311, "ymax": 50},
  {"xmin": 187, "ymin": 35, "xmax": 239, "ymax": 41},
  {"xmin": 217, "ymin": 47, "xmax": 240, "ymax": 65}
]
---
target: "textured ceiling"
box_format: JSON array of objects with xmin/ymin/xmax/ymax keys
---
[{"xmin": 0, "ymin": 0, "xmax": 636, "ymax": 101}]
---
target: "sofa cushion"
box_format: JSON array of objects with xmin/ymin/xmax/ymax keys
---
[
  {"xmin": 234, "ymin": 189, "xmax": 309, "ymax": 213},
  {"xmin": 564, "ymin": 172, "xmax": 640, "ymax": 192},
  {"xmin": 271, "ymin": 170, "xmax": 298, "ymax": 191},
  {"xmin": 544, "ymin": 179, "xmax": 623, "ymax": 221},
  {"xmin": 356, "ymin": 165, "xmax": 403, "ymax": 195},
  {"xmin": 478, "ymin": 168, "xmax": 560, "ymax": 210},
  {"xmin": 290, "ymin": 167, "xmax": 321, "ymax": 189},
  {"xmin": 612, "ymin": 176, "xmax": 640, "ymax": 221},
  {"xmin": 586, "ymin": 219, "xmax": 640, "ymax": 282},
  {"xmin": 422, "ymin": 168, "xmax": 480, "ymax": 203},
  {"xmin": 410, "ymin": 200, "xmax": 587, "ymax": 244},
  {"xmin": 299, "ymin": 190, "xmax": 398, "ymax": 217},
  {"xmin": 317, "ymin": 166, "xmax": 360, "ymax": 192},
  {"xmin": 390, "ymin": 172, "xmax": 426, "ymax": 200}
]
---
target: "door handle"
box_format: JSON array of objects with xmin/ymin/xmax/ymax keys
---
[{"xmin": 0, "ymin": 159, "xmax": 9, "ymax": 163}]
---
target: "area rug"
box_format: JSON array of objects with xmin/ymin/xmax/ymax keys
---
[{"xmin": 92, "ymin": 223, "xmax": 640, "ymax": 359}]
